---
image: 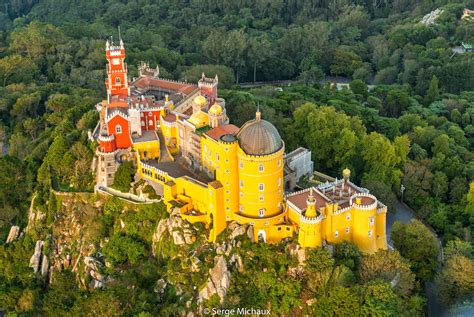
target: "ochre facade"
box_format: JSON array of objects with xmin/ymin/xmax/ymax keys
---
[{"xmin": 93, "ymin": 40, "xmax": 387, "ymax": 253}]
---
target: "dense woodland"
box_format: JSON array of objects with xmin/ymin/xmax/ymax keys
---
[{"xmin": 0, "ymin": 0, "xmax": 473, "ymax": 315}]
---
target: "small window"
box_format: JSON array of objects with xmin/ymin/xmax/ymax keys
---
[
  {"xmin": 240, "ymin": 192, "xmax": 243, "ymax": 198},
  {"xmin": 226, "ymin": 169, "xmax": 229, "ymax": 174},
  {"xmin": 148, "ymin": 112, "xmax": 152, "ymax": 116},
  {"xmin": 240, "ymin": 180, "xmax": 244, "ymax": 188},
  {"xmin": 259, "ymin": 183, "xmax": 264, "ymax": 191},
  {"xmin": 141, "ymin": 121, "xmax": 145, "ymax": 126},
  {"xmin": 115, "ymin": 125, "xmax": 122, "ymax": 134},
  {"xmin": 226, "ymin": 190, "xmax": 229, "ymax": 194},
  {"xmin": 278, "ymin": 159, "xmax": 281, "ymax": 167},
  {"xmin": 259, "ymin": 208, "xmax": 265, "ymax": 217},
  {"xmin": 368, "ymin": 230, "xmax": 372, "ymax": 237},
  {"xmin": 216, "ymin": 153, "xmax": 219, "ymax": 161},
  {"xmin": 259, "ymin": 195, "xmax": 264, "ymax": 201},
  {"xmin": 345, "ymin": 227, "xmax": 350, "ymax": 233},
  {"xmin": 240, "ymin": 161, "xmax": 243, "ymax": 169},
  {"xmin": 369, "ymin": 217, "xmax": 375, "ymax": 226},
  {"xmin": 239, "ymin": 204, "xmax": 243, "ymax": 212},
  {"xmin": 278, "ymin": 178, "xmax": 281, "ymax": 186},
  {"xmin": 346, "ymin": 214, "xmax": 351, "ymax": 221},
  {"xmin": 149, "ymin": 120, "xmax": 153, "ymax": 126},
  {"xmin": 115, "ymin": 77, "xmax": 121, "ymax": 84},
  {"xmin": 258, "ymin": 164, "xmax": 264, "ymax": 172},
  {"xmin": 278, "ymin": 227, "xmax": 282, "ymax": 231},
  {"xmin": 225, "ymin": 147, "xmax": 229, "ymax": 152},
  {"xmin": 335, "ymin": 230, "xmax": 339, "ymax": 238}
]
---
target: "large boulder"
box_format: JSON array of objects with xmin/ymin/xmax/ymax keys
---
[{"xmin": 198, "ymin": 256, "xmax": 230, "ymax": 304}]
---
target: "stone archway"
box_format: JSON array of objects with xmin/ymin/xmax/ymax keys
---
[{"xmin": 257, "ymin": 229, "xmax": 267, "ymax": 243}]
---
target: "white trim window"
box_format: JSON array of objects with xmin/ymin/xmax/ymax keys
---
[
  {"xmin": 368, "ymin": 230, "xmax": 373, "ymax": 237},
  {"xmin": 345, "ymin": 227, "xmax": 350, "ymax": 233},
  {"xmin": 258, "ymin": 183, "xmax": 264, "ymax": 191},
  {"xmin": 369, "ymin": 217, "xmax": 375, "ymax": 226},
  {"xmin": 115, "ymin": 125, "xmax": 122, "ymax": 134},
  {"xmin": 335, "ymin": 230, "xmax": 339, "ymax": 238},
  {"xmin": 259, "ymin": 208, "xmax": 265, "ymax": 217},
  {"xmin": 258, "ymin": 164, "xmax": 264, "ymax": 172},
  {"xmin": 346, "ymin": 214, "xmax": 351, "ymax": 221}
]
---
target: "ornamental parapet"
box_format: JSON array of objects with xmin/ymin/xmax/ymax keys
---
[
  {"xmin": 350, "ymin": 193, "xmax": 378, "ymax": 211},
  {"xmin": 98, "ymin": 134, "xmax": 115, "ymax": 142},
  {"xmin": 96, "ymin": 148, "xmax": 118, "ymax": 156},
  {"xmin": 300, "ymin": 214, "xmax": 323, "ymax": 224},
  {"xmin": 106, "ymin": 109, "xmax": 129, "ymax": 122},
  {"xmin": 334, "ymin": 205, "xmax": 352, "ymax": 216}
]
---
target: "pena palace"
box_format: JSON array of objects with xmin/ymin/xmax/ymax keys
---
[{"xmin": 91, "ymin": 39, "xmax": 387, "ymax": 253}]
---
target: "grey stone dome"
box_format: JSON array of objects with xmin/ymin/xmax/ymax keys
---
[{"xmin": 237, "ymin": 112, "xmax": 283, "ymax": 155}]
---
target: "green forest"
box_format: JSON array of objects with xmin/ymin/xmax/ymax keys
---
[{"xmin": 0, "ymin": 0, "xmax": 473, "ymax": 316}]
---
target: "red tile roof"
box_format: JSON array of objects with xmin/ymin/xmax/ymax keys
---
[
  {"xmin": 205, "ymin": 124, "xmax": 239, "ymax": 141},
  {"xmin": 133, "ymin": 77, "xmax": 197, "ymax": 95},
  {"xmin": 287, "ymin": 188, "xmax": 329, "ymax": 211}
]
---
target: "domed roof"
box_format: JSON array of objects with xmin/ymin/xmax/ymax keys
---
[
  {"xmin": 237, "ymin": 111, "xmax": 283, "ymax": 155},
  {"xmin": 208, "ymin": 103, "xmax": 222, "ymax": 115},
  {"xmin": 194, "ymin": 95, "xmax": 207, "ymax": 106},
  {"xmin": 188, "ymin": 110, "xmax": 209, "ymax": 128}
]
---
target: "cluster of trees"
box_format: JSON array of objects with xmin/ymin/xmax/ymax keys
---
[
  {"xmin": 1, "ymin": 1, "xmax": 473, "ymax": 88},
  {"xmin": 222, "ymin": 80, "xmax": 473, "ymax": 243},
  {"xmin": 0, "ymin": 0, "xmax": 472, "ymax": 314}
]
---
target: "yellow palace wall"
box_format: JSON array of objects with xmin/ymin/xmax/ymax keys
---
[
  {"xmin": 201, "ymin": 136, "xmax": 240, "ymax": 221},
  {"xmin": 237, "ymin": 146, "xmax": 285, "ymax": 219}
]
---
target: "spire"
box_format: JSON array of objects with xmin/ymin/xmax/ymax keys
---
[
  {"xmin": 201, "ymin": 72, "xmax": 205, "ymax": 80},
  {"xmin": 305, "ymin": 187, "xmax": 317, "ymax": 218},
  {"xmin": 106, "ymin": 39, "xmax": 110, "ymax": 50},
  {"xmin": 255, "ymin": 104, "xmax": 261, "ymax": 121},
  {"xmin": 215, "ymin": 73, "xmax": 218, "ymax": 82},
  {"xmin": 118, "ymin": 26, "xmax": 124, "ymax": 48}
]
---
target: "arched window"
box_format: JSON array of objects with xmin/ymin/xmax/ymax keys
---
[
  {"xmin": 335, "ymin": 230, "xmax": 339, "ymax": 238},
  {"xmin": 115, "ymin": 77, "xmax": 121, "ymax": 84},
  {"xmin": 258, "ymin": 164, "xmax": 264, "ymax": 172},
  {"xmin": 259, "ymin": 208, "xmax": 265, "ymax": 217},
  {"xmin": 258, "ymin": 183, "xmax": 264, "ymax": 191},
  {"xmin": 115, "ymin": 125, "xmax": 122, "ymax": 134},
  {"xmin": 368, "ymin": 230, "xmax": 373, "ymax": 237}
]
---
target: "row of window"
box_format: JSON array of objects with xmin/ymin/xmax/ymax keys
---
[
  {"xmin": 240, "ymin": 179, "xmax": 282, "ymax": 189},
  {"xmin": 334, "ymin": 228, "xmax": 373, "ymax": 237},
  {"xmin": 238, "ymin": 160, "xmax": 282, "ymax": 171}
]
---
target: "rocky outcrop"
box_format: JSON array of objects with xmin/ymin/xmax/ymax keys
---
[
  {"xmin": 84, "ymin": 256, "xmax": 106, "ymax": 288},
  {"xmin": 152, "ymin": 214, "xmax": 197, "ymax": 255},
  {"xmin": 198, "ymin": 255, "xmax": 230, "ymax": 304},
  {"xmin": 228, "ymin": 221, "xmax": 247, "ymax": 240},
  {"xmin": 41, "ymin": 255, "xmax": 49, "ymax": 277},
  {"xmin": 420, "ymin": 8, "xmax": 443, "ymax": 25},
  {"xmin": 230, "ymin": 253, "xmax": 244, "ymax": 272},
  {"xmin": 6, "ymin": 226, "xmax": 20, "ymax": 243},
  {"xmin": 29, "ymin": 240, "xmax": 43, "ymax": 273},
  {"xmin": 287, "ymin": 243, "xmax": 306, "ymax": 264}
]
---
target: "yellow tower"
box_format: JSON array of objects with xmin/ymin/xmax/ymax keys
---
[
  {"xmin": 298, "ymin": 188, "xmax": 323, "ymax": 248},
  {"xmin": 351, "ymin": 193, "xmax": 378, "ymax": 253},
  {"xmin": 236, "ymin": 110, "xmax": 285, "ymax": 221}
]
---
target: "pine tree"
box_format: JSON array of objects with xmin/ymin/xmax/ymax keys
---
[{"xmin": 424, "ymin": 75, "xmax": 439, "ymax": 105}]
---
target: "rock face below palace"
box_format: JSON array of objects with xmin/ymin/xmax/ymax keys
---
[{"xmin": 91, "ymin": 39, "xmax": 387, "ymax": 254}]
